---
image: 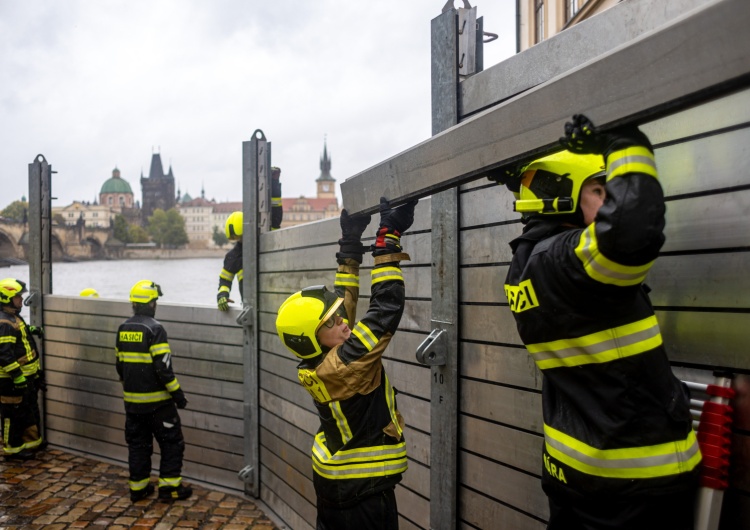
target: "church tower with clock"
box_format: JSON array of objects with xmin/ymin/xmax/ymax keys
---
[{"xmin": 316, "ymin": 139, "xmax": 336, "ymax": 199}]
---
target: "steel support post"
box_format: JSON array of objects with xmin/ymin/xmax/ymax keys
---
[
  {"xmin": 238, "ymin": 131, "xmax": 269, "ymax": 497},
  {"xmin": 26, "ymin": 154, "xmax": 53, "ymax": 439},
  {"xmin": 424, "ymin": 6, "xmax": 472, "ymax": 528}
]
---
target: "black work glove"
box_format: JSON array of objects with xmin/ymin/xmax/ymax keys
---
[
  {"xmin": 35, "ymin": 370, "xmax": 47, "ymax": 392},
  {"xmin": 486, "ymin": 164, "xmax": 523, "ymax": 194},
  {"xmin": 28, "ymin": 325, "xmax": 44, "ymax": 338},
  {"xmin": 174, "ymin": 392, "xmax": 188, "ymax": 409},
  {"xmin": 337, "ymin": 209, "xmax": 371, "ymax": 264},
  {"xmin": 560, "ymin": 114, "xmax": 653, "ymax": 156},
  {"xmin": 372, "ymin": 197, "xmax": 418, "ymax": 255}
]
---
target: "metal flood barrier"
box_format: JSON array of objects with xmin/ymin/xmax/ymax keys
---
[{"xmin": 30, "ymin": 1, "xmax": 750, "ymax": 529}]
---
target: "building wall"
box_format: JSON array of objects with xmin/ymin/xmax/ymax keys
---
[{"xmin": 519, "ymin": 0, "xmax": 617, "ymax": 51}]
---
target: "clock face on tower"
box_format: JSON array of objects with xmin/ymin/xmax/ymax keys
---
[{"xmin": 323, "ymin": 184, "xmax": 330, "ymax": 192}]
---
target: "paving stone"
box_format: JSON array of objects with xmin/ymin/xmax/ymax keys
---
[{"xmin": 0, "ymin": 448, "xmax": 281, "ymax": 530}]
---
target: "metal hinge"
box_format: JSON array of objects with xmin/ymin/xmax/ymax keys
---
[
  {"xmin": 416, "ymin": 328, "xmax": 448, "ymax": 366},
  {"xmin": 237, "ymin": 465, "xmax": 254, "ymax": 485}
]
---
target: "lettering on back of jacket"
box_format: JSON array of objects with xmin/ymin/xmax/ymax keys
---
[
  {"xmin": 119, "ymin": 331, "xmax": 144, "ymax": 342},
  {"xmin": 505, "ymin": 279, "xmax": 540, "ymax": 313}
]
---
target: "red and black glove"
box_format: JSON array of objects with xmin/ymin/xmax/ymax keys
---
[{"xmin": 372, "ymin": 197, "xmax": 417, "ymax": 256}]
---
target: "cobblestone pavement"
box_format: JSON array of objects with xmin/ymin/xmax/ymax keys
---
[{"xmin": 0, "ymin": 449, "xmax": 280, "ymax": 530}]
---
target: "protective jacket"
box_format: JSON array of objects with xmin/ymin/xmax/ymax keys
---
[
  {"xmin": 271, "ymin": 178, "xmax": 283, "ymax": 229},
  {"xmin": 0, "ymin": 309, "xmax": 40, "ymax": 387},
  {"xmin": 0, "ymin": 307, "xmax": 43, "ymax": 455},
  {"xmin": 218, "ymin": 241, "xmax": 243, "ymax": 301},
  {"xmin": 505, "ymin": 145, "xmax": 700, "ymax": 500},
  {"xmin": 115, "ymin": 314, "xmax": 185, "ymax": 414},
  {"xmin": 298, "ymin": 255, "xmax": 408, "ymax": 508}
]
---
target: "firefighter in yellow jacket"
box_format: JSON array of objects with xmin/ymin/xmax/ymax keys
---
[
  {"xmin": 493, "ymin": 115, "xmax": 700, "ymax": 529},
  {"xmin": 0, "ymin": 278, "xmax": 44, "ymax": 460},
  {"xmin": 116, "ymin": 280, "xmax": 192, "ymax": 502},
  {"xmin": 276, "ymin": 197, "xmax": 416, "ymax": 529}
]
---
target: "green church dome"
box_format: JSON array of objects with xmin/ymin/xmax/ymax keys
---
[{"xmin": 100, "ymin": 168, "xmax": 133, "ymax": 194}]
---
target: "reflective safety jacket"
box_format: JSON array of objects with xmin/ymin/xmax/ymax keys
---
[
  {"xmin": 505, "ymin": 146, "xmax": 700, "ymax": 500},
  {"xmin": 0, "ymin": 308, "xmax": 41, "ymax": 389},
  {"xmin": 115, "ymin": 314, "xmax": 185, "ymax": 414},
  {"xmin": 218, "ymin": 241, "xmax": 243, "ymax": 301},
  {"xmin": 298, "ymin": 255, "xmax": 408, "ymax": 507}
]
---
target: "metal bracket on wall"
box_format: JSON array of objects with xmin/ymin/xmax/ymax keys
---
[
  {"xmin": 235, "ymin": 306, "xmax": 254, "ymax": 327},
  {"xmin": 237, "ymin": 465, "xmax": 255, "ymax": 485},
  {"xmin": 24, "ymin": 291, "xmax": 40, "ymax": 308},
  {"xmin": 416, "ymin": 328, "xmax": 448, "ymax": 366}
]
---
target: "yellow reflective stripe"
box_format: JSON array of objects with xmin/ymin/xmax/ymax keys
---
[
  {"xmin": 158, "ymin": 476, "xmax": 182, "ymax": 487},
  {"xmin": 335, "ymin": 272, "xmax": 359, "ymax": 288},
  {"xmin": 384, "ymin": 374, "xmax": 402, "ymax": 438},
  {"xmin": 218, "ymin": 286, "xmax": 231, "ymax": 295},
  {"xmin": 220, "ymin": 268, "xmax": 235, "ymax": 281},
  {"xmin": 123, "ymin": 390, "xmax": 171, "ymax": 403},
  {"xmin": 2, "ymin": 361, "xmax": 21, "ymax": 373},
  {"xmin": 544, "ymin": 424, "xmax": 701, "ymax": 479},
  {"xmin": 312, "ymin": 433, "xmax": 408, "ymax": 479},
  {"xmin": 118, "ymin": 352, "xmax": 152, "ymax": 364},
  {"xmin": 237, "ymin": 269, "xmax": 244, "ymax": 282},
  {"xmin": 329, "ymin": 402, "xmax": 353, "ymax": 444},
  {"xmin": 129, "ymin": 478, "xmax": 150, "ymax": 490},
  {"xmin": 606, "ymin": 146, "xmax": 657, "ymax": 181},
  {"xmin": 527, "ymin": 315, "xmax": 662, "ymax": 369},
  {"xmin": 0, "ymin": 336, "xmax": 15, "ymax": 344},
  {"xmin": 130, "ymin": 293, "xmax": 152, "ymax": 302},
  {"xmin": 351, "ymin": 321, "xmax": 377, "ymax": 351},
  {"xmin": 371, "ymin": 266, "xmax": 403, "ymax": 285},
  {"xmin": 21, "ymin": 360, "xmax": 40, "ymax": 376},
  {"xmin": 150, "ymin": 343, "xmax": 170, "ymax": 356},
  {"xmin": 165, "ymin": 378, "xmax": 180, "ymax": 392},
  {"xmin": 271, "ymin": 197, "xmax": 282, "ymax": 206},
  {"xmin": 575, "ymin": 224, "xmax": 654, "ymax": 286}
]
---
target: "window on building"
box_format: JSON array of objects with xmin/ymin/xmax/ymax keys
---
[
  {"xmin": 119, "ymin": 196, "xmax": 125, "ymax": 206},
  {"xmin": 108, "ymin": 197, "xmax": 113, "ymax": 205},
  {"xmin": 566, "ymin": 0, "xmax": 580, "ymax": 22},
  {"xmin": 534, "ymin": 0, "xmax": 544, "ymax": 44}
]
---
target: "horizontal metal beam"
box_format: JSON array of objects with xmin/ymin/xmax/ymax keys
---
[
  {"xmin": 460, "ymin": 0, "xmax": 715, "ymax": 118},
  {"xmin": 340, "ymin": 0, "xmax": 750, "ymax": 215}
]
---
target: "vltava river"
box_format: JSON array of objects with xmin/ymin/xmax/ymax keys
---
[{"xmin": 3, "ymin": 258, "xmax": 229, "ymax": 307}]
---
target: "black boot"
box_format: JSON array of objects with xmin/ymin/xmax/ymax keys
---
[
  {"xmin": 158, "ymin": 484, "xmax": 193, "ymax": 501},
  {"xmin": 4, "ymin": 449, "xmax": 35, "ymax": 462},
  {"xmin": 130, "ymin": 483, "xmax": 155, "ymax": 502}
]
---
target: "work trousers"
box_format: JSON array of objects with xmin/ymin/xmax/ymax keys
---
[
  {"xmin": 547, "ymin": 487, "xmax": 697, "ymax": 530},
  {"xmin": 124, "ymin": 403, "xmax": 185, "ymax": 491},
  {"xmin": 316, "ymin": 487, "xmax": 399, "ymax": 530},
  {"xmin": 0, "ymin": 386, "xmax": 41, "ymax": 455}
]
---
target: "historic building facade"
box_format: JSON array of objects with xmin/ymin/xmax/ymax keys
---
[
  {"xmin": 140, "ymin": 152, "xmax": 176, "ymax": 224},
  {"xmin": 519, "ymin": 0, "xmax": 616, "ymax": 51}
]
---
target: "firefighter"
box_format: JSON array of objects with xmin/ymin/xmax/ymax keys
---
[
  {"xmin": 275, "ymin": 197, "xmax": 417, "ymax": 529},
  {"xmin": 115, "ymin": 280, "xmax": 192, "ymax": 502},
  {"xmin": 0, "ymin": 278, "xmax": 44, "ymax": 460},
  {"xmin": 492, "ymin": 115, "xmax": 700, "ymax": 530},
  {"xmin": 217, "ymin": 166, "xmax": 283, "ymax": 311}
]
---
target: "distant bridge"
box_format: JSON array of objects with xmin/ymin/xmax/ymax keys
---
[{"xmin": 0, "ymin": 219, "xmax": 119, "ymax": 263}]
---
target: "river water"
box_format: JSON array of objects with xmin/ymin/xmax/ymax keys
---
[{"xmin": 2, "ymin": 258, "xmax": 229, "ymax": 307}]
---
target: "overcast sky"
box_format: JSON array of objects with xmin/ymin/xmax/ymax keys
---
[{"xmin": 1, "ymin": 0, "xmax": 516, "ymax": 209}]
